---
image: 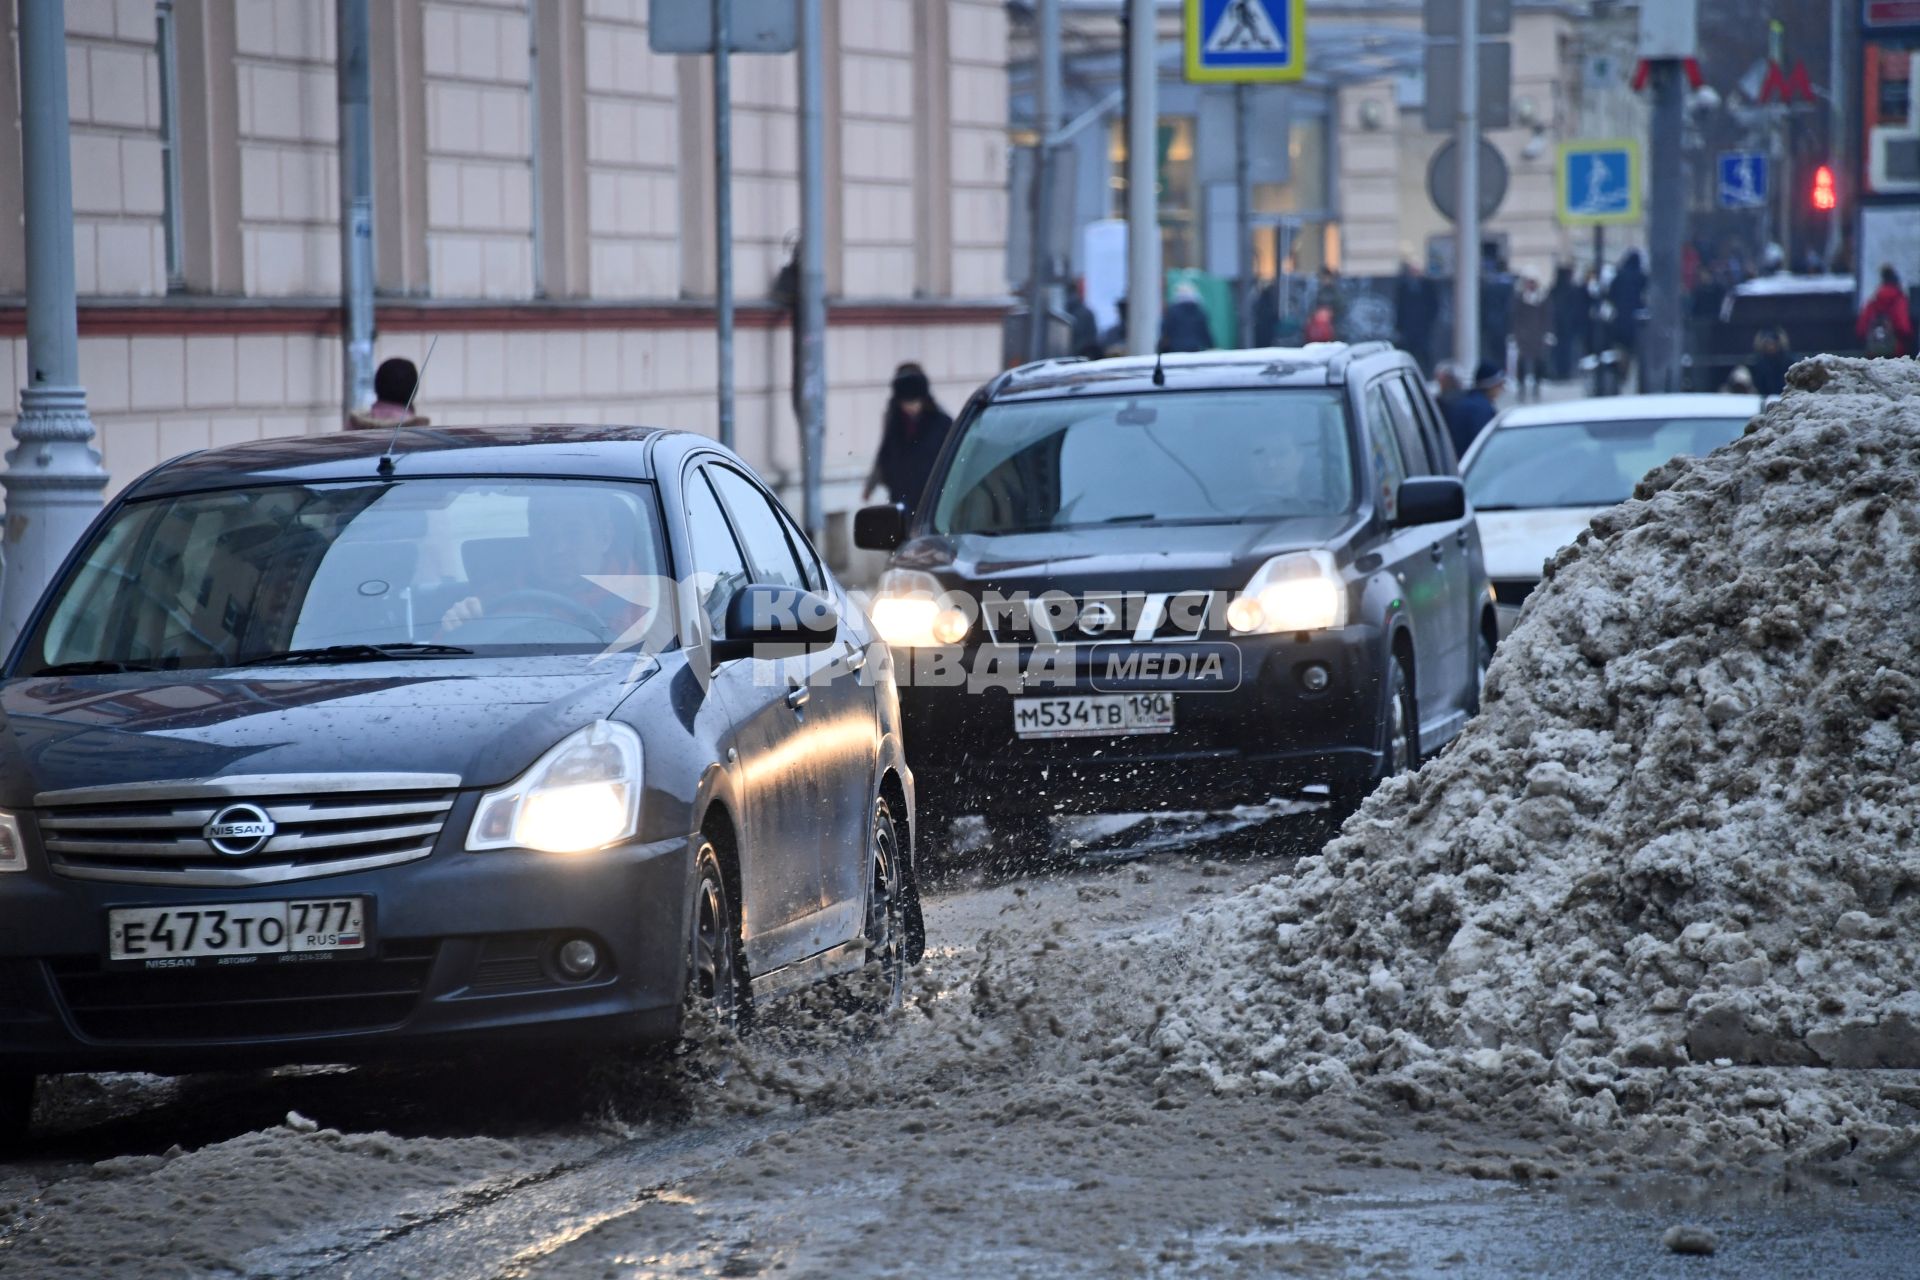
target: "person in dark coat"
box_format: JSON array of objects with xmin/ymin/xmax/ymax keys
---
[
  {"xmin": 1512, "ymin": 273, "xmax": 1552, "ymax": 402},
  {"xmin": 1748, "ymin": 327, "xmax": 1793, "ymax": 396},
  {"xmin": 1608, "ymin": 249, "xmax": 1648, "ymax": 380},
  {"xmin": 1066, "ymin": 283, "xmax": 1102, "ymax": 359},
  {"xmin": 1547, "ymin": 263, "xmax": 1584, "ymax": 380},
  {"xmin": 862, "ymin": 364, "xmax": 953, "ymax": 519},
  {"xmin": 1159, "ymin": 283, "xmax": 1216, "ymax": 353},
  {"xmin": 1447, "ymin": 361, "xmax": 1504, "ymax": 459},
  {"xmin": 1393, "ymin": 261, "xmax": 1439, "ymax": 374},
  {"xmin": 1478, "ymin": 258, "xmax": 1514, "ymax": 377}
]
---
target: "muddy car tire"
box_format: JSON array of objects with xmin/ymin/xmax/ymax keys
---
[
  {"xmin": 856, "ymin": 797, "xmax": 908, "ymax": 1015},
  {"xmin": 0, "ymin": 1074, "xmax": 32, "ymax": 1150},
  {"xmin": 684, "ymin": 839, "xmax": 749, "ymax": 1039}
]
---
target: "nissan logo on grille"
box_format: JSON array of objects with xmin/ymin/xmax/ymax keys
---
[
  {"xmin": 1078, "ymin": 601, "xmax": 1119, "ymax": 636},
  {"xmin": 204, "ymin": 803, "xmax": 277, "ymax": 857}
]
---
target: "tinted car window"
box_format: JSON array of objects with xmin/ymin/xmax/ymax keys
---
[
  {"xmin": 930, "ymin": 389, "xmax": 1354, "ymax": 535},
  {"xmin": 26, "ymin": 479, "xmax": 669, "ymax": 672},
  {"xmin": 684, "ymin": 470, "xmax": 751, "ymax": 632},
  {"xmin": 1362, "ymin": 385, "xmax": 1407, "ymax": 521},
  {"xmin": 1383, "ymin": 377, "xmax": 1438, "ymax": 474},
  {"xmin": 708, "ymin": 465, "xmax": 809, "ymax": 592},
  {"xmin": 1465, "ymin": 416, "xmax": 1749, "ymax": 510}
]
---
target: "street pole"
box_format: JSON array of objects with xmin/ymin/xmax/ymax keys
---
[
  {"xmin": 337, "ymin": 0, "xmax": 375, "ymax": 414},
  {"xmin": 1025, "ymin": 0, "xmax": 1061, "ymax": 362},
  {"xmin": 1645, "ymin": 58, "xmax": 1684, "ymax": 392},
  {"xmin": 1124, "ymin": 0, "xmax": 1159, "ymax": 355},
  {"xmin": 1453, "ymin": 0, "xmax": 1480, "ymax": 376},
  {"xmin": 2, "ymin": 0, "xmax": 110, "ymax": 649},
  {"xmin": 714, "ymin": 0, "xmax": 736, "ymax": 448},
  {"xmin": 797, "ymin": 0, "xmax": 827, "ymax": 543},
  {"xmin": 1235, "ymin": 84, "xmax": 1253, "ymax": 347},
  {"xmin": 1827, "ymin": 0, "xmax": 1845, "ymax": 267}
]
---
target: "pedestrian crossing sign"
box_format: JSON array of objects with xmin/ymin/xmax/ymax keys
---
[
  {"xmin": 1555, "ymin": 139, "xmax": 1642, "ymax": 226},
  {"xmin": 1184, "ymin": 0, "xmax": 1307, "ymax": 83}
]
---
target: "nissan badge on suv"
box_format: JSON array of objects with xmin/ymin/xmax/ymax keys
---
[{"xmin": 853, "ymin": 344, "xmax": 1497, "ymax": 860}]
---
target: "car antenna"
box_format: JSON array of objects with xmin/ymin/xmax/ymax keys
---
[
  {"xmin": 377, "ymin": 335, "xmax": 438, "ymax": 478},
  {"xmin": 1152, "ymin": 342, "xmax": 1166, "ymax": 387}
]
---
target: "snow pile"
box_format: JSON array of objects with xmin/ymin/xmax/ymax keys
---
[
  {"xmin": 1147, "ymin": 357, "xmax": 1920, "ymax": 1169},
  {"xmin": 0, "ymin": 1120, "xmax": 538, "ymax": 1275}
]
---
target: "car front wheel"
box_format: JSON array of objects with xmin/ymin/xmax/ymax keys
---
[
  {"xmin": 859, "ymin": 797, "xmax": 907, "ymax": 1014},
  {"xmin": 1329, "ymin": 655, "xmax": 1418, "ymax": 825},
  {"xmin": 684, "ymin": 839, "xmax": 748, "ymax": 1039}
]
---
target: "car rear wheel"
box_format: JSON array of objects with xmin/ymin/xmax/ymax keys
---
[
  {"xmin": 0, "ymin": 1074, "xmax": 32, "ymax": 1150},
  {"xmin": 858, "ymin": 797, "xmax": 907, "ymax": 1014},
  {"xmin": 685, "ymin": 840, "xmax": 747, "ymax": 1039}
]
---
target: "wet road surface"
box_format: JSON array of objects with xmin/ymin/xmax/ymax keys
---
[{"xmin": 2, "ymin": 805, "xmax": 1915, "ymax": 1278}]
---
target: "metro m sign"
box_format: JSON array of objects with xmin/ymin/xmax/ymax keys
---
[{"xmin": 1761, "ymin": 60, "xmax": 1815, "ymax": 104}]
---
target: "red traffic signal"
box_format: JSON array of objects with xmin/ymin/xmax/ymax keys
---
[{"xmin": 1812, "ymin": 164, "xmax": 1838, "ymax": 212}]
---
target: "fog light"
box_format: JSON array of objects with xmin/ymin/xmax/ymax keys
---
[
  {"xmin": 556, "ymin": 937, "xmax": 600, "ymax": 980},
  {"xmin": 1300, "ymin": 663, "xmax": 1331, "ymax": 692}
]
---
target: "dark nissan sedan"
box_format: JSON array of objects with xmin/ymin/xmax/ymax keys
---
[{"xmin": 0, "ymin": 426, "xmax": 918, "ymax": 1145}]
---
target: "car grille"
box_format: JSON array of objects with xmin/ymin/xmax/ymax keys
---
[
  {"xmin": 980, "ymin": 590, "xmax": 1225, "ymax": 644},
  {"xmin": 1491, "ymin": 578, "xmax": 1538, "ymax": 608},
  {"xmin": 46, "ymin": 941, "xmax": 438, "ymax": 1042},
  {"xmin": 35, "ymin": 773, "xmax": 462, "ymax": 888}
]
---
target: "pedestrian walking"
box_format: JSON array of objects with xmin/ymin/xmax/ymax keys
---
[
  {"xmin": 1748, "ymin": 327, "xmax": 1793, "ymax": 397},
  {"xmin": 346, "ymin": 357, "xmax": 430, "ymax": 430},
  {"xmin": 1447, "ymin": 361, "xmax": 1504, "ymax": 459},
  {"xmin": 1160, "ymin": 283, "xmax": 1216, "ymax": 353},
  {"xmin": 1479, "ymin": 257, "xmax": 1514, "ymax": 377},
  {"xmin": 1856, "ymin": 264, "xmax": 1915, "ymax": 357},
  {"xmin": 1548, "ymin": 264, "xmax": 1583, "ymax": 380},
  {"xmin": 1512, "ymin": 273, "xmax": 1551, "ymax": 402},
  {"xmin": 1311, "ymin": 266, "xmax": 1347, "ymax": 340},
  {"xmin": 1394, "ymin": 260, "xmax": 1438, "ymax": 374},
  {"xmin": 1608, "ymin": 250, "xmax": 1647, "ymax": 384},
  {"xmin": 1066, "ymin": 284, "xmax": 1102, "ymax": 359},
  {"xmin": 862, "ymin": 363, "xmax": 953, "ymax": 519}
]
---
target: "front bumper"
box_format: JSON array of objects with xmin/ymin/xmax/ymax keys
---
[
  {"xmin": 0, "ymin": 826, "xmax": 693, "ymax": 1074},
  {"xmin": 895, "ymin": 628, "xmax": 1387, "ymax": 817}
]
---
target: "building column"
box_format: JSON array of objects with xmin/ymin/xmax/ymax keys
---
[
  {"xmin": 532, "ymin": 0, "xmax": 589, "ymax": 297},
  {"xmin": 912, "ymin": 0, "xmax": 953, "ymax": 298},
  {"xmin": 172, "ymin": 0, "xmax": 244, "ymax": 293},
  {"xmin": 3, "ymin": 0, "xmax": 110, "ymax": 650},
  {"xmin": 372, "ymin": 0, "xmax": 430, "ymax": 293}
]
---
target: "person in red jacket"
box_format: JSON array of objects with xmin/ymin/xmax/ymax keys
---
[{"xmin": 1856, "ymin": 264, "xmax": 1915, "ymax": 357}]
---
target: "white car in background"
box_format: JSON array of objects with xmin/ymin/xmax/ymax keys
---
[{"xmin": 1461, "ymin": 394, "xmax": 1763, "ymax": 635}]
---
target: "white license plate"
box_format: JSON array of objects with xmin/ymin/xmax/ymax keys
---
[
  {"xmin": 1013, "ymin": 692, "xmax": 1175, "ymax": 739},
  {"xmin": 108, "ymin": 898, "xmax": 368, "ymax": 962}
]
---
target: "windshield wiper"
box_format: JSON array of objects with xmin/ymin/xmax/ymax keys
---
[
  {"xmin": 30, "ymin": 659, "xmax": 160, "ymax": 676},
  {"xmin": 240, "ymin": 642, "xmax": 474, "ymax": 667},
  {"xmin": 1100, "ymin": 513, "xmax": 1159, "ymax": 524}
]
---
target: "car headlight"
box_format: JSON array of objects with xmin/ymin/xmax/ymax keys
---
[
  {"xmin": 466, "ymin": 721, "xmax": 643, "ymax": 854},
  {"xmin": 867, "ymin": 568, "xmax": 971, "ymax": 647},
  {"xmin": 0, "ymin": 811, "xmax": 23, "ymax": 872},
  {"xmin": 1227, "ymin": 550, "xmax": 1348, "ymax": 634}
]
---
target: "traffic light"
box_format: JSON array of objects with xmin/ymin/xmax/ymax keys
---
[{"xmin": 1812, "ymin": 164, "xmax": 1838, "ymax": 212}]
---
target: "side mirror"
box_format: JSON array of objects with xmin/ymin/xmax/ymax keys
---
[
  {"xmin": 854, "ymin": 503, "xmax": 907, "ymax": 552},
  {"xmin": 712, "ymin": 584, "xmax": 839, "ymax": 662},
  {"xmin": 1395, "ymin": 476, "xmax": 1466, "ymax": 528}
]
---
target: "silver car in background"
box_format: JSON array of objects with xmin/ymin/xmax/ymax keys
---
[{"xmin": 1461, "ymin": 394, "xmax": 1763, "ymax": 635}]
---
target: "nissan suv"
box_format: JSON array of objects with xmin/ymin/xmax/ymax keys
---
[{"xmin": 854, "ymin": 344, "xmax": 1497, "ymax": 859}]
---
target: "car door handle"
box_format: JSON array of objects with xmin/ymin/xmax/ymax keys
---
[
  {"xmin": 1429, "ymin": 543, "xmax": 1445, "ymax": 563},
  {"xmin": 786, "ymin": 684, "xmax": 811, "ymax": 711},
  {"xmin": 1455, "ymin": 527, "xmax": 1469, "ymax": 548},
  {"xmin": 843, "ymin": 643, "xmax": 866, "ymax": 673}
]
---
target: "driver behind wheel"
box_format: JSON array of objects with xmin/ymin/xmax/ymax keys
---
[{"xmin": 442, "ymin": 489, "xmax": 656, "ymax": 641}]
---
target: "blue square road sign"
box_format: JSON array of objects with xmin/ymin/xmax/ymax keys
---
[
  {"xmin": 1184, "ymin": 0, "xmax": 1307, "ymax": 83},
  {"xmin": 1717, "ymin": 152, "xmax": 1769, "ymax": 210}
]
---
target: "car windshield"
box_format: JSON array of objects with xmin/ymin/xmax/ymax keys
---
[
  {"xmin": 928, "ymin": 390, "xmax": 1355, "ymax": 536},
  {"xmin": 19, "ymin": 478, "xmax": 674, "ymax": 674},
  {"xmin": 1464, "ymin": 417, "xmax": 1750, "ymax": 511}
]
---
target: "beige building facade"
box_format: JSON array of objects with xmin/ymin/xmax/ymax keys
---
[{"xmin": 0, "ymin": 0, "xmax": 1011, "ymax": 564}]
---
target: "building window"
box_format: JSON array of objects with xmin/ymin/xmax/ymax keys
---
[{"xmin": 1109, "ymin": 116, "xmax": 1199, "ymax": 270}]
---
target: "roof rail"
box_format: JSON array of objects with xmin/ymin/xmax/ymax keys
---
[{"xmin": 1327, "ymin": 341, "xmax": 1397, "ymax": 379}]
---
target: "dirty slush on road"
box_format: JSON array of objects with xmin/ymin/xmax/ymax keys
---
[{"xmin": 5, "ymin": 357, "xmax": 1920, "ymax": 1277}]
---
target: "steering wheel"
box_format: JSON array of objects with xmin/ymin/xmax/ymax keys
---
[{"xmin": 487, "ymin": 589, "xmax": 609, "ymax": 640}]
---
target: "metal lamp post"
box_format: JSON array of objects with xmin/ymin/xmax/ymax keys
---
[{"xmin": 1, "ymin": 0, "xmax": 110, "ymax": 650}]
